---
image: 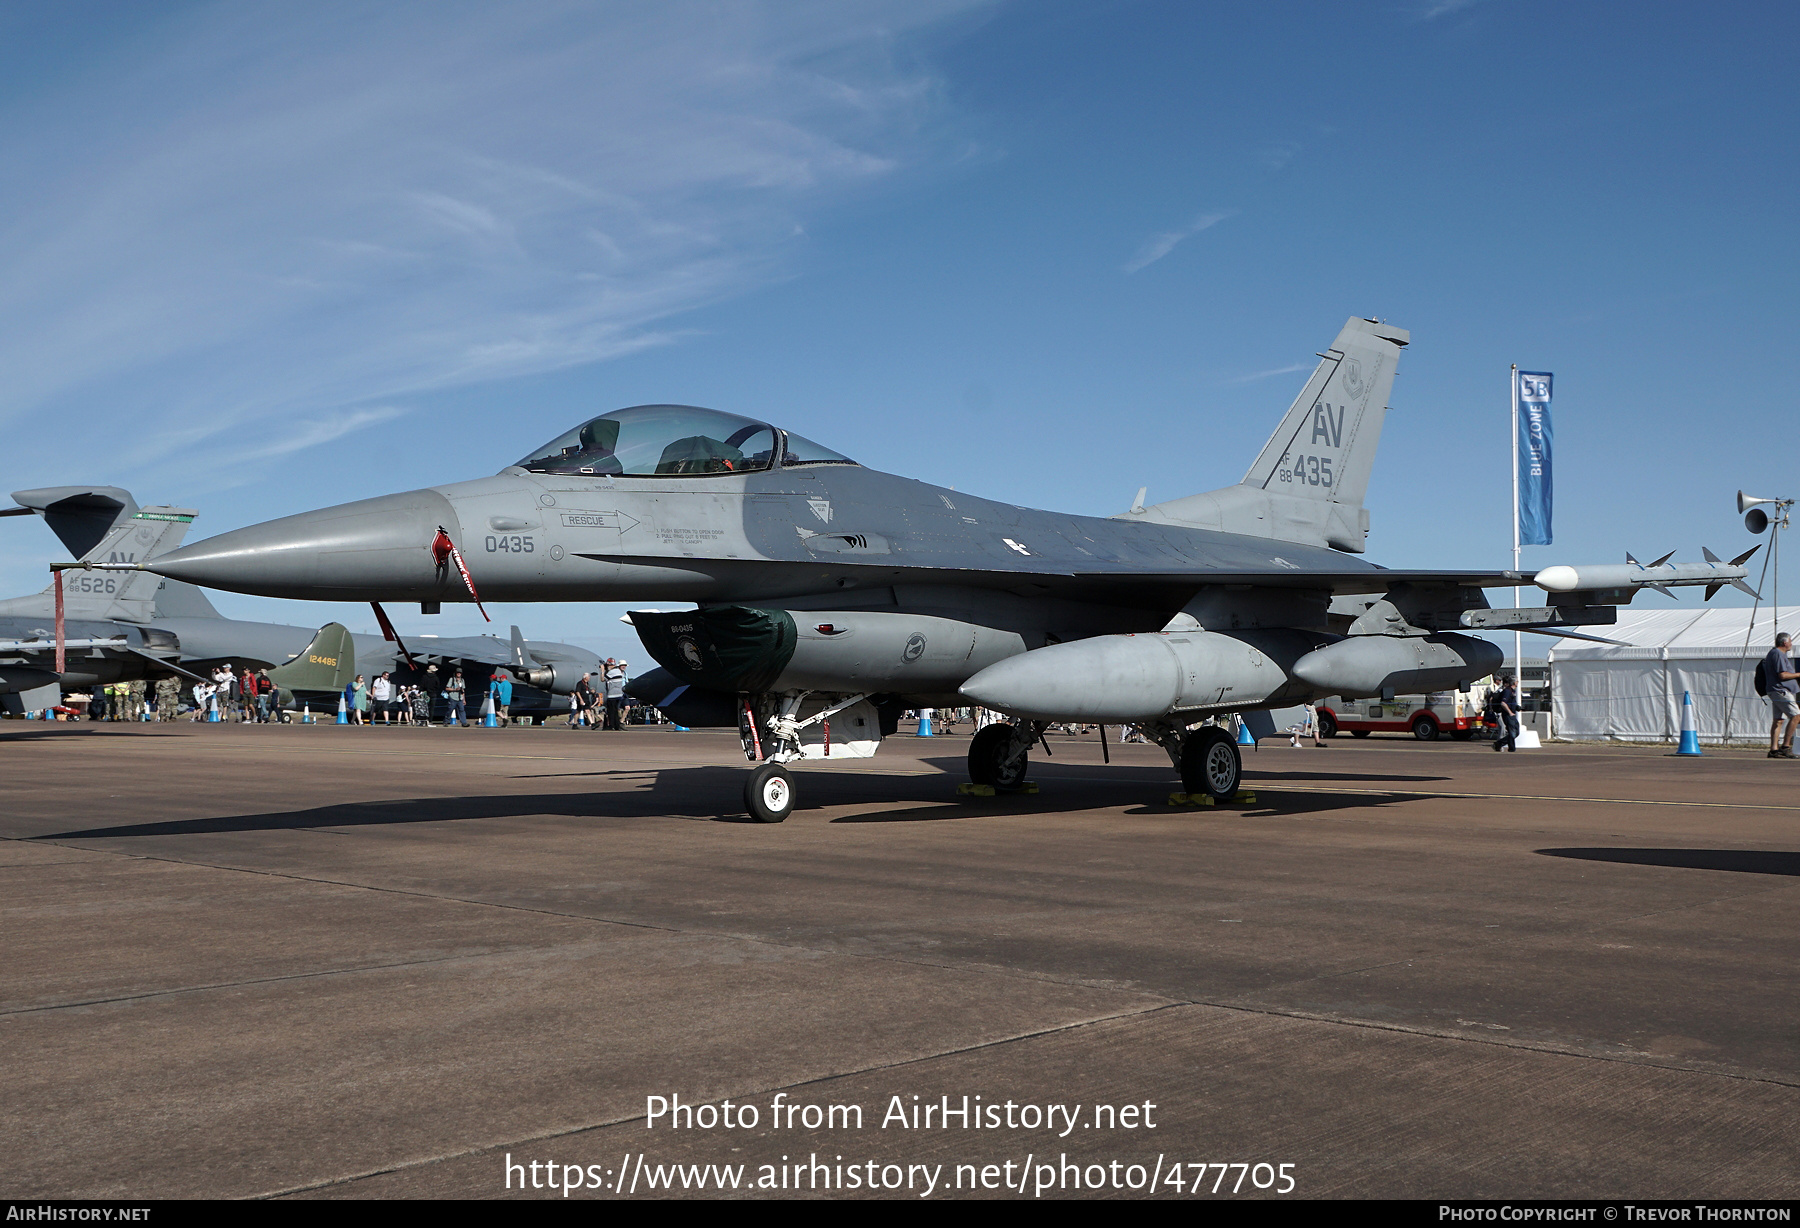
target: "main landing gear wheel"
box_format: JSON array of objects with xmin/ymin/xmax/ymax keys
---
[
  {"xmin": 744, "ymin": 762, "xmax": 794, "ymax": 823},
  {"xmin": 1180, "ymin": 726, "xmax": 1241, "ymax": 800},
  {"xmin": 1449, "ymin": 729, "xmax": 1474, "ymax": 742},
  {"xmin": 968, "ymin": 724, "xmax": 1029, "ymax": 792}
]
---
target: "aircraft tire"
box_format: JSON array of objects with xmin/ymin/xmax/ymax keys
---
[
  {"xmin": 969, "ymin": 724, "xmax": 1029, "ymax": 792},
  {"xmin": 1180, "ymin": 727, "xmax": 1241, "ymax": 800},
  {"xmin": 1351, "ymin": 729, "xmax": 1372, "ymax": 738},
  {"xmin": 744, "ymin": 763, "xmax": 794, "ymax": 823},
  {"xmin": 1449, "ymin": 729, "xmax": 1474, "ymax": 742}
]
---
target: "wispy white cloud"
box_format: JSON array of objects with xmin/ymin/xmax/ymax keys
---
[
  {"xmin": 228, "ymin": 407, "xmax": 412, "ymax": 465},
  {"xmin": 1417, "ymin": 0, "xmax": 1486, "ymax": 19},
  {"xmin": 1123, "ymin": 211, "xmax": 1232, "ymax": 273},
  {"xmin": 1259, "ymin": 141, "xmax": 1301, "ymax": 171},
  {"xmin": 0, "ymin": 0, "xmax": 990, "ymax": 487},
  {"xmin": 1225, "ymin": 362, "xmax": 1311, "ymax": 385}
]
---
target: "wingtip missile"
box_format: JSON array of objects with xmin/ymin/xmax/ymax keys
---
[{"xmin": 1536, "ymin": 550, "xmax": 1754, "ymax": 596}]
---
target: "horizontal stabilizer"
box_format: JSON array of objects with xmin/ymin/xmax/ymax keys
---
[{"xmin": 9, "ymin": 486, "xmax": 139, "ymax": 558}]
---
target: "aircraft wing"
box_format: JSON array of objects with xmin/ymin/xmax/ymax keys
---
[
  {"xmin": 577, "ymin": 552, "xmax": 1524, "ymax": 603},
  {"xmin": 0, "ymin": 633, "xmax": 211, "ymax": 684},
  {"xmin": 1063, "ymin": 567, "xmax": 1524, "ymax": 593},
  {"xmin": 393, "ymin": 637, "xmax": 519, "ymax": 667}
]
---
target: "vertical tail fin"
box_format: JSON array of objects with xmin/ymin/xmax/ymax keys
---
[
  {"xmin": 1240, "ymin": 317, "xmax": 1407, "ymax": 510},
  {"xmin": 267, "ymin": 623, "xmax": 357, "ymax": 697},
  {"xmin": 1126, "ymin": 317, "xmax": 1408, "ymax": 553},
  {"xmin": 37, "ymin": 506, "xmax": 198, "ymax": 620}
]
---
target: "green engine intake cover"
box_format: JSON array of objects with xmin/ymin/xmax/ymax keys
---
[{"xmin": 631, "ymin": 606, "xmax": 797, "ymax": 694}]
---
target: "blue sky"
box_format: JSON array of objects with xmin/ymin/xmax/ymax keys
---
[{"xmin": 2, "ymin": 0, "xmax": 1795, "ymax": 660}]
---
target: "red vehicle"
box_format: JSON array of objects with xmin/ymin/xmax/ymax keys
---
[{"xmin": 1314, "ymin": 693, "xmax": 1480, "ymax": 742}]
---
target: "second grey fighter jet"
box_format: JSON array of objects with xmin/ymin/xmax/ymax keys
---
[
  {"xmin": 107, "ymin": 318, "xmax": 1750, "ymax": 819},
  {"xmin": 5, "ymin": 485, "xmax": 603, "ymax": 715}
]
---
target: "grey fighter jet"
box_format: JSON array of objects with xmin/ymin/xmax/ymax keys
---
[
  {"xmin": 2, "ymin": 486, "xmax": 602, "ymax": 715},
  {"xmin": 109, "ymin": 319, "xmax": 1750, "ymax": 817}
]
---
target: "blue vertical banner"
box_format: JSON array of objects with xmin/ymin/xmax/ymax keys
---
[{"xmin": 1517, "ymin": 370, "xmax": 1554, "ymax": 546}]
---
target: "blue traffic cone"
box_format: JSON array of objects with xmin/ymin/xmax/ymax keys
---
[
  {"xmin": 1237, "ymin": 719, "xmax": 1255, "ymax": 747},
  {"xmin": 917, "ymin": 708, "xmax": 933, "ymax": 737},
  {"xmin": 208, "ymin": 695, "xmax": 221, "ymax": 722},
  {"xmin": 1676, "ymin": 690, "xmax": 1702, "ymax": 756},
  {"xmin": 336, "ymin": 696, "xmax": 349, "ymax": 725},
  {"xmin": 481, "ymin": 694, "xmax": 497, "ymax": 727}
]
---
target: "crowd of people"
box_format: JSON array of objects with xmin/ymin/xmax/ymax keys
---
[
  {"xmin": 565, "ymin": 658, "xmax": 629, "ymax": 729},
  {"xmin": 84, "ymin": 667, "xmax": 280, "ymax": 722},
  {"xmin": 70, "ymin": 656, "xmax": 656, "ymax": 728},
  {"xmin": 338, "ymin": 669, "xmax": 444, "ymax": 726}
]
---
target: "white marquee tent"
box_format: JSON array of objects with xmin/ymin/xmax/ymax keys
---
[{"xmin": 1549, "ymin": 606, "xmax": 1796, "ymax": 744}]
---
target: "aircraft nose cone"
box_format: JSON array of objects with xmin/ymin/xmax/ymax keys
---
[{"xmin": 150, "ymin": 489, "xmax": 463, "ymax": 601}]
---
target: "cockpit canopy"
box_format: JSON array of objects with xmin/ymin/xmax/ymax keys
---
[{"xmin": 515, "ymin": 404, "xmax": 856, "ymax": 477}]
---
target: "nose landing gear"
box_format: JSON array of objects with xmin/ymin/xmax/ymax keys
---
[
  {"xmin": 744, "ymin": 762, "xmax": 794, "ymax": 823},
  {"xmin": 737, "ymin": 690, "xmax": 873, "ymax": 822}
]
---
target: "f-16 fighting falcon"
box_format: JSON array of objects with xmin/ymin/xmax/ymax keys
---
[
  {"xmin": 5, "ymin": 485, "xmax": 601, "ymax": 715},
  {"xmin": 89, "ymin": 318, "xmax": 1755, "ymax": 819}
]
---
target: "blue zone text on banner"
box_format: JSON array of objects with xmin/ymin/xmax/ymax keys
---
[{"xmin": 1517, "ymin": 370, "xmax": 1554, "ymax": 546}]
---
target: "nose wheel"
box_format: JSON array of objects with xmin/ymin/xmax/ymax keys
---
[
  {"xmin": 744, "ymin": 762, "xmax": 795, "ymax": 823},
  {"xmin": 1180, "ymin": 726, "xmax": 1242, "ymax": 800}
]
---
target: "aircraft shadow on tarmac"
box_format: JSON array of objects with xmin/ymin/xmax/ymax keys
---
[
  {"xmin": 34, "ymin": 768, "xmax": 783, "ymax": 837},
  {"xmin": 1, "ymin": 728, "xmax": 183, "ymax": 741},
  {"xmin": 1538, "ymin": 847, "xmax": 1800, "ymax": 877},
  {"xmin": 31, "ymin": 758, "xmax": 1434, "ymax": 839},
  {"xmin": 916, "ymin": 754, "xmax": 1449, "ymax": 785},
  {"xmin": 1241, "ymin": 769, "xmax": 1450, "ymax": 783}
]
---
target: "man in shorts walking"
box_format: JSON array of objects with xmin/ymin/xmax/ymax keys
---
[{"xmin": 1765, "ymin": 633, "xmax": 1800, "ymax": 757}]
